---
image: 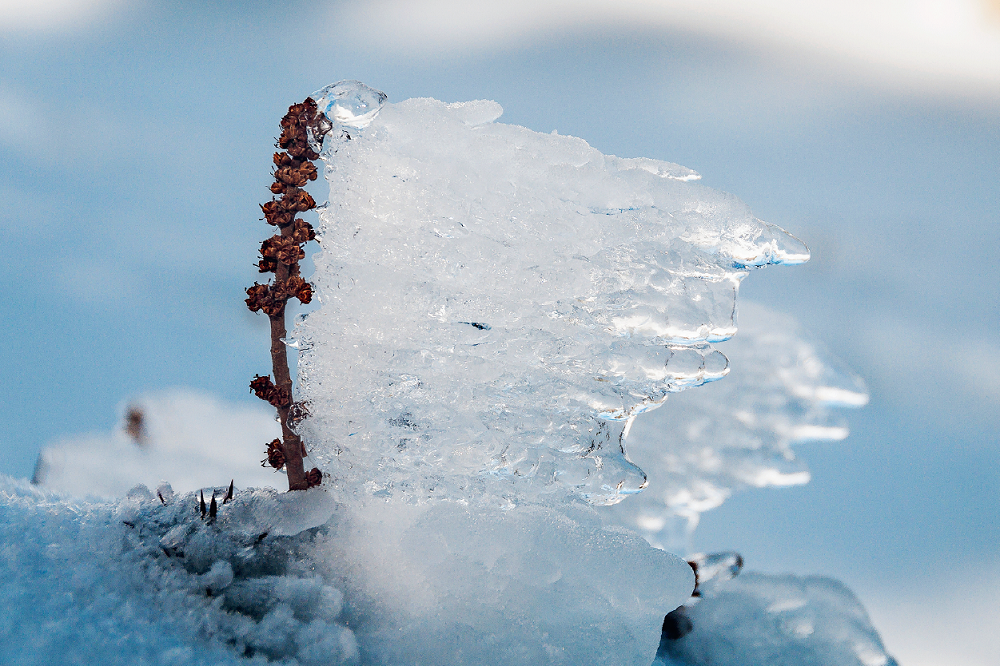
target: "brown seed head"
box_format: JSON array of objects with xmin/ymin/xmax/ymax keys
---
[
  {"xmin": 281, "ymin": 189, "xmax": 316, "ymax": 213},
  {"xmin": 305, "ymin": 467, "xmax": 323, "ymax": 488},
  {"xmin": 245, "ymin": 283, "xmax": 271, "ymax": 312},
  {"xmin": 291, "ymin": 219, "xmax": 316, "ymax": 243},
  {"xmin": 264, "ymin": 438, "xmax": 286, "ymax": 470}
]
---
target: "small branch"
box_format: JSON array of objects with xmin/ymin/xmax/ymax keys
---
[{"xmin": 246, "ymin": 97, "xmax": 330, "ymax": 492}]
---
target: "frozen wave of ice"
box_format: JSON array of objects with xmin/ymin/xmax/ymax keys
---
[
  {"xmin": 607, "ymin": 302, "xmax": 869, "ymax": 552},
  {"xmin": 296, "ymin": 90, "xmax": 809, "ymax": 506}
]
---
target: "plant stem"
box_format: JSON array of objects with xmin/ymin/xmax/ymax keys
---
[{"xmin": 271, "ymin": 256, "xmax": 308, "ymax": 490}]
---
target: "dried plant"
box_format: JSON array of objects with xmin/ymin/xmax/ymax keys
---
[{"xmin": 246, "ymin": 97, "xmax": 331, "ymax": 491}]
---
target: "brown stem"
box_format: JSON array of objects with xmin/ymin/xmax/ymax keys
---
[
  {"xmin": 269, "ymin": 294, "xmax": 308, "ymax": 489},
  {"xmin": 249, "ymin": 97, "xmax": 329, "ymax": 492}
]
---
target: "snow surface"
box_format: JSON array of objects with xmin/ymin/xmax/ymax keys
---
[
  {"xmin": 14, "ymin": 83, "xmax": 898, "ymax": 665},
  {"xmin": 32, "ymin": 389, "xmax": 286, "ymax": 497}
]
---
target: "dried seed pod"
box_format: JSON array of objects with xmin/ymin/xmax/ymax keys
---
[
  {"xmin": 245, "ymin": 283, "xmax": 272, "ymax": 313},
  {"xmin": 257, "ymin": 256, "xmax": 278, "ymax": 273},
  {"xmin": 275, "ymin": 241, "xmax": 305, "ymax": 266},
  {"xmin": 294, "ymin": 281, "xmax": 312, "ymax": 304},
  {"xmin": 260, "ymin": 200, "xmax": 296, "ymax": 227},
  {"xmin": 281, "ymin": 189, "xmax": 316, "ymax": 213},
  {"xmin": 288, "ymin": 401, "xmax": 311, "ymax": 429},
  {"xmin": 263, "ymin": 438, "xmax": 285, "ymax": 470},
  {"xmin": 305, "ymin": 467, "xmax": 322, "ymax": 488},
  {"xmin": 291, "ymin": 219, "xmax": 315, "ymax": 243}
]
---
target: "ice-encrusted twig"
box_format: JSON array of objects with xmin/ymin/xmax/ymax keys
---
[{"xmin": 246, "ymin": 97, "xmax": 331, "ymax": 491}]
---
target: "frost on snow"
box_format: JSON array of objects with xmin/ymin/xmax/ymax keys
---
[{"xmin": 16, "ymin": 82, "xmax": 897, "ymax": 665}]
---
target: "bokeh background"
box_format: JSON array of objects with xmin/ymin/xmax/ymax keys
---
[{"xmin": 2, "ymin": 1, "xmax": 998, "ymax": 664}]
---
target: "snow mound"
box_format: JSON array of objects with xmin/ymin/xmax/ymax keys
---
[
  {"xmin": 295, "ymin": 84, "xmax": 809, "ymax": 506},
  {"xmin": 608, "ymin": 302, "xmax": 869, "ymax": 551},
  {"xmin": 655, "ymin": 571, "xmax": 898, "ymax": 666},
  {"xmin": 31, "ymin": 389, "xmax": 289, "ymax": 497},
  {"xmin": 0, "ymin": 475, "xmax": 691, "ymax": 665},
  {"xmin": 0, "ymin": 476, "xmax": 355, "ymax": 665}
]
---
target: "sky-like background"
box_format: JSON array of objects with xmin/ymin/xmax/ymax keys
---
[{"xmin": 2, "ymin": 1, "xmax": 999, "ymax": 664}]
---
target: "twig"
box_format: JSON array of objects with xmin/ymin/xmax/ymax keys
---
[{"xmin": 246, "ymin": 97, "xmax": 330, "ymax": 491}]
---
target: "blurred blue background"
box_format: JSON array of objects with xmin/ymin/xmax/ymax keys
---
[{"xmin": 2, "ymin": 1, "xmax": 998, "ymax": 663}]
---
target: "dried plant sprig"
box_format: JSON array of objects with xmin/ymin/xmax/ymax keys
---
[{"xmin": 246, "ymin": 97, "xmax": 330, "ymax": 491}]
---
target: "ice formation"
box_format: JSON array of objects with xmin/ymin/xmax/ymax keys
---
[
  {"xmin": 295, "ymin": 82, "xmax": 810, "ymax": 507},
  {"xmin": 655, "ymin": 571, "xmax": 898, "ymax": 666},
  {"xmin": 10, "ymin": 82, "xmax": 897, "ymax": 665},
  {"xmin": 0, "ymin": 476, "xmax": 692, "ymax": 665},
  {"xmin": 608, "ymin": 302, "xmax": 869, "ymax": 552}
]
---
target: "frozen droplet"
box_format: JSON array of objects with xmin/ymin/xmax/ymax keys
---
[
  {"xmin": 665, "ymin": 346, "xmax": 704, "ymax": 378},
  {"xmin": 702, "ymin": 349, "xmax": 730, "ymax": 378},
  {"xmin": 310, "ymin": 80, "xmax": 387, "ymax": 130}
]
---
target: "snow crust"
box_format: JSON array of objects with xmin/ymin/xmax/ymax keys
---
[{"xmin": 0, "ymin": 477, "xmax": 356, "ymax": 665}]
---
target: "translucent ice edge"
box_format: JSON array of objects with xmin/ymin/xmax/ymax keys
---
[
  {"xmin": 295, "ymin": 84, "xmax": 813, "ymax": 507},
  {"xmin": 606, "ymin": 303, "xmax": 869, "ymax": 553}
]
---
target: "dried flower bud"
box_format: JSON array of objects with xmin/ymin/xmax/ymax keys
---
[
  {"xmin": 257, "ymin": 257, "xmax": 278, "ymax": 273},
  {"xmin": 291, "ymin": 219, "xmax": 316, "ymax": 243},
  {"xmin": 281, "ymin": 189, "xmax": 316, "ymax": 213},
  {"xmin": 261, "ymin": 200, "xmax": 295, "ymax": 227},
  {"xmin": 288, "ymin": 401, "xmax": 311, "ymax": 429},
  {"xmin": 245, "ymin": 283, "xmax": 271, "ymax": 312},
  {"xmin": 276, "ymin": 241, "xmax": 305, "ymax": 266},
  {"xmin": 264, "ymin": 438, "xmax": 285, "ymax": 470},
  {"xmin": 250, "ymin": 375, "xmax": 291, "ymax": 408},
  {"xmin": 305, "ymin": 467, "xmax": 323, "ymax": 488},
  {"xmin": 295, "ymin": 281, "xmax": 312, "ymax": 304}
]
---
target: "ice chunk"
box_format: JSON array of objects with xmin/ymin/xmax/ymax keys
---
[
  {"xmin": 606, "ymin": 302, "xmax": 869, "ymax": 552},
  {"xmin": 311, "ymin": 495, "xmax": 695, "ymax": 666},
  {"xmin": 310, "ymin": 79, "xmax": 387, "ymax": 130},
  {"xmin": 656, "ymin": 572, "xmax": 898, "ymax": 666},
  {"xmin": 297, "ymin": 92, "xmax": 808, "ymax": 506}
]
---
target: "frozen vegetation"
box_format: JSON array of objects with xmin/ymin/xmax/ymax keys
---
[{"xmin": 13, "ymin": 81, "xmax": 896, "ymax": 665}]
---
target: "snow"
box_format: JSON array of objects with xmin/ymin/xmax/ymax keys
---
[
  {"xmin": 31, "ymin": 389, "xmax": 286, "ymax": 497},
  {"xmin": 13, "ymin": 83, "xmax": 898, "ymax": 665}
]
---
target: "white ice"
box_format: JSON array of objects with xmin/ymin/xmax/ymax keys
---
[{"xmin": 295, "ymin": 84, "xmax": 810, "ymax": 508}]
